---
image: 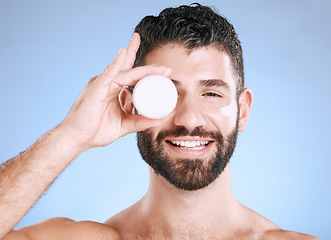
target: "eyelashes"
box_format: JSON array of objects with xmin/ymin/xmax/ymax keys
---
[
  {"xmin": 175, "ymin": 90, "xmax": 225, "ymax": 100},
  {"xmin": 203, "ymin": 92, "xmax": 224, "ymax": 98}
]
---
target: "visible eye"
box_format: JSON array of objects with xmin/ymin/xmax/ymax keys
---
[{"xmin": 203, "ymin": 92, "xmax": 223, "ymax": 98}]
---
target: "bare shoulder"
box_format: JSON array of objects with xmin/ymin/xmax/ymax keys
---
[
  {"xmin": 242, "ymin": 205, "xmax": 319, "ymax": 240},
  {"xmin": 10, "ymin": 217, "xmax": 121, "ymax": 240},
  {"xmin": 261, "ymin": 229, "xmax": 320, "ymax": 240}
]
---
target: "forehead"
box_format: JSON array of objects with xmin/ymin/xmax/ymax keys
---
[{"xmin": 144, "ymin": 44, "xmax": 236, "ymax": 93}]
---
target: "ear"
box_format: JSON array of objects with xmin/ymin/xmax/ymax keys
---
[
  {"xmin": 238, "ymin": 88, "xmax": 253, "ymax": 132},
  {"xmin": 119, "ymin": 87, "xmax": 135, "ymax": 115}
]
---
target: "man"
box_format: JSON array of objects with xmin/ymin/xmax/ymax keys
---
[{"xmin": 0, "ymin": 4, "xmax": 318, "ymax": 240}]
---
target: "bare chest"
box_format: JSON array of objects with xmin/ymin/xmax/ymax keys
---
[{"xmin": 118, "ymin": 228, "xmax": 260, "ymax": 240}]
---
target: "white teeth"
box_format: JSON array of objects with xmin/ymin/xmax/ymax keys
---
[{"xmin": 170, "ymin": 140, "xmax": 209, "ymax": 149}]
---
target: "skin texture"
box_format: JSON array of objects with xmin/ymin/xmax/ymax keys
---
[{"xmin": 1, "ymin": 34, "xmax": 319, "ymax": 240}]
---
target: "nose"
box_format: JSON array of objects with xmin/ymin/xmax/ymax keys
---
[{"xmin": 172, "ymin": 93, "xmax": 206, "ymax": 131}]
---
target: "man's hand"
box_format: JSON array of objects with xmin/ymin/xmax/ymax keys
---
[
  {"xmin": 60, "ymin": 33, "xmax": 170, "ymax": 151},
  {"xmin": 0, "ymin": 33, "xmax": 171, "ymax": 239}
]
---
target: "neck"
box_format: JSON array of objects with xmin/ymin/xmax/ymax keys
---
[{"xmin": 138, "ymin": 164, "xmax": 243, "ymax": 235}]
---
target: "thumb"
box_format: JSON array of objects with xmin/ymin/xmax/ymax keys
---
[{"xmin": 121, "ymin": 114, "xmax": 162, "ymax": 136}]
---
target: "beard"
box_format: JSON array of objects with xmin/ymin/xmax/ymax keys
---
[{"xmin": 137, "ymin": 120, "xmax": 239, "ymax": 191}]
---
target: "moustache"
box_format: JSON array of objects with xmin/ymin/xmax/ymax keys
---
[{"xmin": 156, "ymin": 126, "xmax": 224, "ymax": 145}]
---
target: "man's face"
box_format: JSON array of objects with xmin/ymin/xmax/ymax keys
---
[{"xmin": 137, "ymin": 44, "xmax": 240, "ymax": 191}]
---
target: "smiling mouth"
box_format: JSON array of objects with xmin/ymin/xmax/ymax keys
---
[{"xmin": 166, "ymin": 140, "xmax": 211, "ymax": 150}]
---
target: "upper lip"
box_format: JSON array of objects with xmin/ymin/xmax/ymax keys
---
[{"xmin": 166, "ymin": 136, "xmax": 213, "ymax": 142}]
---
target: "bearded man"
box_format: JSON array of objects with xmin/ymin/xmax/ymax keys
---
[{"xmin": 0, "ymin": 3, "xmax": 318, "ymax": 240}]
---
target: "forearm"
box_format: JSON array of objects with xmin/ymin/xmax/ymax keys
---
[
  {"xmin": 0, "ymin": 125, "xmax": 83, "ymax": 239},
  {"xmin": 0, "ymin": 33, "xmax": 166, "ymax": 239}
]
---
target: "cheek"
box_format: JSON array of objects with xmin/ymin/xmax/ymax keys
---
[
  {"xmin": 220, "ymin": 102, "xmax": 235, "ymax": 117},
  {"xmin": 206, "ymin": 100, "xmax": 238, "ymax": 131},
  {"xmin": 221, "ymin": 101, "xmax": 238, "ymax": 124},
  {"xmin": 205, "ymin": 99, "xmax": 237, "ymax": 117}
]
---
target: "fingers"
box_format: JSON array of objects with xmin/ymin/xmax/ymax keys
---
[
  {"xmin": 91, "ymin": 47, "xmax": 128, "ymax": 89},
  {"xmin": 96, "ymin": 33, "xmax": 140, "ymax": 85},
  {"xmin": 114, "ymin": 65, "xmax": 172, "ymax": 87},
  {"xmin": 92, "ymin": 33, "xmax": 171, "ymax": 91},
  {"xmin": 99, "ymin": 47, "xmax": 128, "ymax": 81},
  {"xmin": 122, "ymin": 114, "xmax": 163, "ymax": 136},
  {"xmin": 122, "ymin": 33, "xmax": 141, "ymax": 70}
]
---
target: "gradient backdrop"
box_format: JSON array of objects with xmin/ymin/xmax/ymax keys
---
[{"xmin": 0, "ymin": 0, "xmax": 330, "ymax": 239}]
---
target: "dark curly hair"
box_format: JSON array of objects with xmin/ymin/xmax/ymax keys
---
[{"xmin": 133, "ymin": 3, "xmax": 244, "ymax": 97}]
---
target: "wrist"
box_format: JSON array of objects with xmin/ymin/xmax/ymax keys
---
[{"xmin": 51, "ymin": 123, "xmax": 89, "ymax": 158}]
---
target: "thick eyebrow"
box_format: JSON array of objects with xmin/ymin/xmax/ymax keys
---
[
  {"xmin": 171, "ymin": 79, "xmax": 230, "ymax": 90},
  {"xmin": 199, "ymin": 79, "xmax": 230, "ymax": 90}
]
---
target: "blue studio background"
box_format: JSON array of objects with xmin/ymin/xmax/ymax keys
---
[{"xmin": 0, "ymin": 0, "xmax": 330, "ymax": 239}]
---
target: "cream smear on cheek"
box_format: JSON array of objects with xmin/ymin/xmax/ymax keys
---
[{"xmin": 220, "ymin": 101, "xmax": 235, "ymax": 117}]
